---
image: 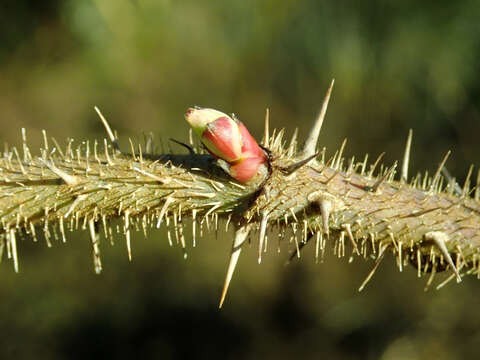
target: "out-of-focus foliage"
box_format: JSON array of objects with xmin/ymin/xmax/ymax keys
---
[{"xmin": 1, "ymin": 1, "xmax": 479, "ymax": 359}]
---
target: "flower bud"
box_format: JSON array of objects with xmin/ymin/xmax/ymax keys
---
[
  {"xmin": 229, "ymin": 156, "xmax": 267, "ymax": 183},
  {"xmin": 185, "ymin": 108, "xmax": 231, "ymax": 137},
  {"xmin": 201, "ymin": 116, "xmax": 243, "ymax": 163},
  {"xmin": 237, "ymin": 121, "xmax": 266, "ymax": 159},
  {"xmin": 185, "ymin": 107, "xmax": 267, "ymax": 183}
]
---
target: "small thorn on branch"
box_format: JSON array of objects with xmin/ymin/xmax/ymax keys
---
[
  {"xmin": 88, "ymin": 218, "xmax": 102, "ymax": 274},
  {"xmin": 9, "ymin": 228, "xmax": 19, "ymax": 273},
  {"xmin": 441, "ymin": 167, "xmax": 462, "ymax": 196},
  {"xmin": 64, "ymin": 194, "xmax": 88, "ymax": 218},
  {"xmin": 133, "ymin": 167, "xmax": 167, "ymax": 184},
  {"xmin": 430, "ymin": 150, "xmax": 451, "ymax": 192},
  {"xmin": 369, "ymin": 162, "xmax": 398, "ymax": 193},
  {"xmin": 38, "ymin": 158, "xmax": 81, "ymax": 186},
  {"xmin": 125, "ymin": 210, "xmax": 132, "ymax": 262},
  {"xmin": 94, "ymin": 106, "xmax": 121, "ymax": 154},
  {"xmin": 462, "ymin": 164, "xmax": 474, "ymax": 198},
  {"xmin": 258, "ymin": 211, "xmax": 269, "ymax": 264},
  {"xmin": 279, "ymin": 152, "xmax": 321, "ymax": 175},
  {"xmin": 286, "ymin": 233, "xmax": 313, "ymax": 265},
  {"xmin": 401, "ymin": 129, "xmax": 412, "ymax": 183},
  {"xmin": 334, "ymin": 138, "xmax": 347, "ymax": 170},
  {"xmin": 343, "ymin": 223, "xmax": 360, "ymax": 255},
  {"xmin": 368, "ymin": 152, "xmax": 386, "ymax": 178},
  {"xmin": 424, "ymin": 231, "xmax": 461, "ymax": 283},
  {"xmin": 319, "ymin": 198, "xmax": 332, "ymax": 238}
]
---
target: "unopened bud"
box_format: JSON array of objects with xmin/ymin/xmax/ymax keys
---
[
  {"xmin": 185, "ymin": 107, "xmax": 267, "ymax": 183},
  {"xmin": 201, "ymin": 116, "xmax": 243, "ymax": 163}
]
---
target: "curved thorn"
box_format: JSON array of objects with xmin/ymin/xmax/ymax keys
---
[
  {"xmin": 156, "ymin": 195, "xmax": 176, "ymax": 228},
  {"xmin": 302, "ymin": 79, "xmax": 335, "ymax": 157},
  {"xmin": 169, "ymin": 138, "xmax": 195, "ymax": 155},
  {"xmin": 343, "ymin": 223, "xmax": 360, "ymax": 255},
  {"xmin": 279, "ymin": 152, "xmax": 320, "ymax": 175},
  {"xmin": 94, "ymin": 106, "xmax": 121, "ymax": 153},
  {"xmin": 368, "ymin": 152, "xmax": 386, "ymax": 178}
]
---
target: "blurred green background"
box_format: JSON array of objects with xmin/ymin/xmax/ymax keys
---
[{"xmin": 1, "ymin": 0, "xmax": 480, "ymax": 359}]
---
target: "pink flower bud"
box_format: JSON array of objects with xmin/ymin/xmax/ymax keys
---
[
  {"xmin": 201, "ymin": 116, "xmax": 243, "ymax": 163},
  {"xmin": 237, "ymin": 121, "xmax": 266, "ymax": 159},
  {"xmin": 185, "ymin": 107, "xmax": 267, "ymax": 183},
  {"xmin": 229, "ymin": 157, "xmax": 267, "ymax": 183},
  {"xmin": 185, "ymin": 108, "xmax": 229, "ymax": 136}
]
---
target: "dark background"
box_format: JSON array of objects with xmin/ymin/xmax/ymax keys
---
[{"xmin": 1, "ymin": 1, "xmax": 480, "ymax": 359}]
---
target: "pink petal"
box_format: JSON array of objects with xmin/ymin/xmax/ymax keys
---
[
  {"xmin": 201, "ymin": 117, "xmax": 243, "ymax": 162},
  {"xmin": 237, "ymin": 122, "xmax": 266, "ymax": 159},
  {"xmin": 229, "ymin": 157, "xmax": 267, "ymax": 183}
]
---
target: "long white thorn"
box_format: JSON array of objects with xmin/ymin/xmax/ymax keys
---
[
  {"xmin": 343, "ymin": 224, "xmax": 360, "ymax": 255},
  {"xmin": 401, "ymin": 129, "xmax": 413, "ymax": 183},
  {"xmin": 319, "ymin": 199, "xmax": 332, "ymax": 238},
  {"xmin": 125, "ymin": 211, "xmax": 132, "ymax": 261},
  {"xmin": 192, "ymin": 209, "xmax": 197, "ymax": 247},
  {"xmin": 424, "ymin": 231, "xmax": 461, "ymax": 283},
  {"xmin": 219, "ymin": 224, "xmax": 252, "ymax": 308},
  {"xmin": 358, "ymin": 243, "xmax": 388, "ymax": 292},
  {"xmin": 302, "ymin": 79, "xmax": 335, "ymax": 157},
  {"xmin": 89, "ymin": 219, "xmax": 102, "ymax": 274},
  {"xmin": 156, "ymin": 195, "xmax": 175, "ymax": 228},
  {"xmin": 9, "ymin": 229, "xmax": 18, "ymax": 273},
  {"xmin": 258, "ymin": 211, "xmax": 269, "ymax": 264}
]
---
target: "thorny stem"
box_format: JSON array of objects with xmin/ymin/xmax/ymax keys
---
[{"xmin": 1, "ymin": 86, "xmax": 480, "ymax": 307}]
